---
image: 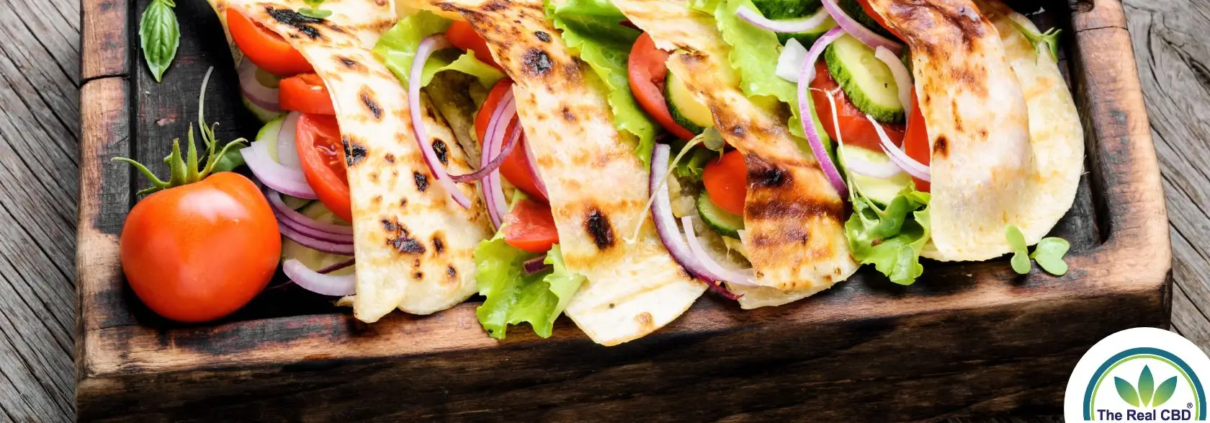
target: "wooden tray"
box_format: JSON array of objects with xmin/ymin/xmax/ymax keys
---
[{"xmin": 76, "ymin": 0, "xmax": 1171, "ymax": 420}]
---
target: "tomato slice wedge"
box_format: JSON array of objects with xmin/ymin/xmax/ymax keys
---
[
  {"xmin": 227, "ymin": 9, "xmax": 313, "ymax": 77},
  {"xmin": 475, "ymin": 79, "xmax": 548, "ymax": 201},
  {"xmin": 280, "ymin": 73, "xmax": 336, "ymax": 115},
  {"xmin": 702, "ymin": 150, "xmax": 747, "ymax": 216},
  {"xmin": 295, "ymin": 114, "xmax": 353, "ymax": 222},
  {"xmin": 628, "ymin": 32, "xmax": 697, "ymax": 141},
  {"xmin": 903, "ymin": 91, "xmax": 930, "ymax": 192},
  {"xmin": 446, "ymin": 21, "xmax": 501, "ymax": 69},
  {"xmin": 855, "ymin": 0, "xmax": 902, "ymax": 39},
  {"xmin": 809, "ymin": 61, "xmax": 905, "ymax": 151},
  {"xmin": 503, "ymin": 198, "xmax": 559, "ymax": 253}
]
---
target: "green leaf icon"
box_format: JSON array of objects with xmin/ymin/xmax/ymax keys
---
[
  {"xmin": 1153, "ymin": 376, "xmax": 1178, "ymax": 407},
  {"xmin": 1139, "ymin": 366, "xmax": 1155, "ymax": 407},
  {"xmin": 1116, "ymin": 377, "xmax": 1141, "ymax": 407}
]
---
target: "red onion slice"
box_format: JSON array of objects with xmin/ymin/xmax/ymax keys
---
[
  {"xmin": 523, "ymin": 254, "xmax": 551, "ymax": 274},
  {"xmin": 867, "ymin": 114, "xmax": 931, "ymax": 181},
  {"xmin": 276, "ymin": 112, "xmax": 303, "ymax": 170},
  {"xmin": 776, "ymin": 38, "xmax": 809, "ymax": 82},
  {"xmin": 681, "ymin": 216, "xmax": 759, "ymax": 287},
  {"xmin": 278, "ymin": 223, "xmax": 354, "ymax": 255},
  {"xmin": 278, "ymin": 211, "xmax": 354, "ymax": 244},
  {"xmin": 647, "ymin": 144, "xmax": 743, "ymax": 299},
  {"xmin": 451, "ymin": 98, "xmax": 520, "ymax": 183},
  {"xmin": 522, "ymin": 136, "xmax": 548, "ymax": 198},
  {"xmin": 410, "ymin": 35, "xmax": 473, "ymax": 209},
  {"xmin": 241, "ymin": 142, "xmax": 317, "ymax": 199},
  {"xmin": 737, "ymin": 6, "xmax": 830, "ymax": 33},
  {"xmin": 481, "ymin": 93, "xmax": 518, "ymax": 229},
  {"xmin": 266, "ymin": 190, "xmax": 353, "ymax": 235},
  {"xmin": 797, "ymin": 27, "xmax": 849, "ymax": 196},
  {"xmin": 821, "ymin": 0, "xmax": 903, "ymax": 55},
  {"xmin": 873, "ymin": 46, "xmax": 912, "ymax": 116},
  {"xmin": 238, "ymin": 59, "xmax": 282, "ymax": 113},
  {"xmin": 282, "ymin": 259, "xmax": 355, "ymax": 296},
  {"xmin": 317, "ymin": 258, "xmax": 355, "ymax": 274}
]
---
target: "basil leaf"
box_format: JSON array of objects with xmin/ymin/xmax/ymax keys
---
[{"xmin": 139, "ymin": 0, "xmax": 180, "ymax": 83}]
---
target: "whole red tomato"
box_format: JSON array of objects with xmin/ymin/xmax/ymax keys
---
[{"xmin": 120, "ymin": 172, "xmax": 281, "ymax": 322}]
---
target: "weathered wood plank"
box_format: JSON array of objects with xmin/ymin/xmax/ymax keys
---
[
  {"xmin": 1124, "ymin": 0, "xmax": 1210, "ymax": 353},
  {"xmin": 81, "ymin": 0, "xmax": 128, "ymax": 80},
  {"xmin": 0, "ymin": 0, "xmax": 81, "ymax": 86},
  {"xmin": 0, "ymin": 0, "xmax": 82, "ymax": 419}
]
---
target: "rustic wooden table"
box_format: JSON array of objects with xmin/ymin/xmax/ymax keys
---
[{"xmin": 0, "ymin": 0, "xmax": 1197, "ymax": 421}]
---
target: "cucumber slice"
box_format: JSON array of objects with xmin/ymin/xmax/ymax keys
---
[
  {"xmin": 665, "ymin": 71, "xmax": 713, "ymax": 134},
  {"xmin": 840, "ymin": 145, "xmax": 912, "ymax": 206},
  {"xmin": 256, "ymin": 115, "xmax": 286, "ymax": 162},
  {"xmin": 777, "ymin": 15, "xmax": 838, "ymax": 47},
  {"xmin": 282, "ymin": 202, "xmax": 354, "ymax": 276},
  {"xmin": 697, "ymin": 192, "xmax": 744, "ymax": 238},
  {"xmin": 825, "ymin": 34, "xmax": 905, "ymax": 123},
  {"xmin": 281, "ymin": 196, "xmax": 313, "ymax": 210},
  {"xmin": 751, "ymin": 0, "xmax": 821, "ymax": 20},
  {"xmin": 836, "ymin": 0, "xmax": 895, "ymax": 38}
]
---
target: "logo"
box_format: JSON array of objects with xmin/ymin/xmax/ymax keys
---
[{"xmin": 1066, "ymin": 328, "xmax": 1210, "ymax": 421}]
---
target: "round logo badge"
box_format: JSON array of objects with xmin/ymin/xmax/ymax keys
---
[{"xmin": 1065, "ymin": 328, "xmax": 1210, "ymax": 422}]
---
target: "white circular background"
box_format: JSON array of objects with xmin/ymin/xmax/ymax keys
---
[{"xmin": 1065, "ymin": 327, "xmax": 1210, "ymax": 421}]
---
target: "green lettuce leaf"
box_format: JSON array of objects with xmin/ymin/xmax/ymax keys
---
[
  {"xmin": 844, "ymin": 183, "xmax": 931, "ymax": 285},
  {"xmin": 475, "ymin": 194, "xmax": 586, "ymax": 339},
  {"xmin": 421, "ymin": 49, "xmax": 505, "ymax": 88},
  {"xmin": 546, "ymin": 0, "xmax": 658, "ymax": 165},
  {"xmin": 704, "ymin": 0, "xmax": 832, "ymax": 156},
  {"xmin": 475, "ymin": 236, "xmax": 585, "ymax": 339},
  {"xmin": 373, "ymin": 11, "xmax": 504, "ymax": 88}
]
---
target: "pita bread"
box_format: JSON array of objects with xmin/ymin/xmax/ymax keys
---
[
  {"xmin": 432, "ymin": 0, "xmax": 707, "ymax": 345},
  {"xmin": 613, "ymin": 0, "xmax": 859, "ymax": 298},
  {"xmin": 864, "ymin": 0, "xmax": 1082, "ymax": 260},
  {"xmin": 228, "ymin": 0, "xmax": 491, "ymax": 321}
]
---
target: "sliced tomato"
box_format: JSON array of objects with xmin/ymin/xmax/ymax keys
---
[
  {"xmin": 855, "ymin": 0, "xmax": 902, "ymax": 39},
  {"xmin": 475, "ymin": 79, "xmax": 547, "ymax": 201},
  {"xmin": 280, "ymin": 73, "xmax": 335, "ymax": 115},
  {"xmin": 295, "ymin": 114, "xmax": 352, "ymax": 222},
  {"xmin": 809, "ymin": 61, "xmax": 905, "ymax": 151},
  {"xmin": 446, "ymin": 21, "xmax": 501, "ymax": 69},
  {"xmin": 903, "ymin": 91, "xmax": 930, "ymax": 192},
  {"xmin": 702, "ymin": 150, "xmax": 747, "ymax": 216},
  {"xmin": 628, "ymin": 32, "xmax": 697, "ymax": 141},
  {"xmin": 503, "ymin": 198, "xmax": 559, "ymax": 253},
  {"xmin": 227, "ymin": 9, "xmax": 313, "ymax": 77}
]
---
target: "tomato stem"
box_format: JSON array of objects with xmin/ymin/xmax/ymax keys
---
[{"xmin": 113, "ymin": 67, "xmax": 248, "ymax": 196}]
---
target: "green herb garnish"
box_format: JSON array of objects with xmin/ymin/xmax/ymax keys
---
[
  {"xmin": 1005, "ymin": 224, "xmax": 1070, "ymax": 276},
  {"xmin": 299, "ymin": 0, "xmax": 333, "ymax": 19},
  {"xmin": 1030, "ymin": 237, "xmax": 1071, "ymax": 276},
  {"xmin": 139, "ymin": 0, "xmax": 180, "ymax": 82},
  {"xmin": 1007, "ymin": 18, "xmax": 1061, "ymax": 63},
  {"xmin": 114, "ymin": 68, "xmax": 247, "ymax": 195},
  {"xmin": 1005, "ymin": 224, "xmax": 1031, "ymax": 274}
]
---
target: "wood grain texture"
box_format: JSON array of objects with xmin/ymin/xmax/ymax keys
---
[{"xmin": 0, "ymin": 0, "xmax": 1200, "ymax": 421}]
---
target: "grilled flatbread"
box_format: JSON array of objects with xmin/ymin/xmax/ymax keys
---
[
  {"xmin": 432, "ymin": 0, "xmax": 707, "ymax": 345},
  {"xmin": 229, "ymin": 0, "xmax": 491, "ymax": 321},
  {"xmin": 613, "ymin": 0, "xmax": 859, "ymax": 298},
  {"xmin": 865, "ymin": 0, "xmax": 1082, "ymax": 261}
]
